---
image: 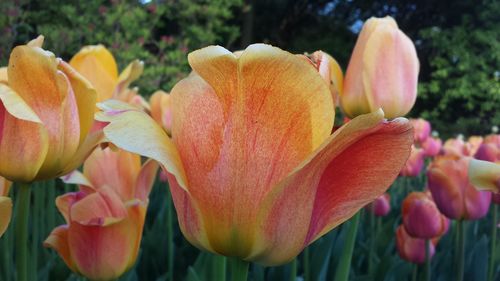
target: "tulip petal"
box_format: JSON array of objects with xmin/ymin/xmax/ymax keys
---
[
  {"xmin": 60, "ymin": 170, "xmax": 94, "ymax": 189},
  {"xmin": 114, "ymin": 60, "xmax": 143, "ymax": 97},
  {"xmin": 0, "ymin": 84, "xmax": 42, "ymax": 123},
  {"xmin": 8, "ymin": 45, "xmax": 82, "ymax": 178},
  {"xmin": 362, "ymin": 24, "xmax": 419, "ymax": 118},
  {"xmin": 60, "ymin": 130, "xmax": 105, "ymax": 177},
  {"xmin": 95, "ymin": 100, "xmax": 188, "ymax": 190},
  {"xmin": 58, "ymin": 61, "xmax": 97, "ymax": 145},
  {"xmin": 84, "ymin": 147, "xmax": 141, "ymax": 202},
  {"xmin": 70, "ymin": 187, "xmax": 127, "ymax": 226},
  {"xmin": 69, "ymin": 45, "xmax": 118, "ymax": 102},
  {"xmin": 469, "ymin": 159, "xmax": 500, "ymax": 193},
  {"xmin": 0, "ymin": 177, "xmax": 11, "ymax": 196},
  {"xmin": 43, "ymin": 225, "xmax": 76, "ymax": 271},
  {"xmin": 0, "ymin": 196, "xmax": 12, "ymax": 237},
  {"xmin": 0, "ymin": 67, "xmax": 7, "ymax": 83},
  {"xmin": 56, "ymin": 192, "xmax": 87, "ymax": 223},
  {"xmin": 251, "ymin": 110, "xmax": 413, "ymax": 265},
  {"xmin": 135, "ymin": 159, "xmax": 159, "ymax": 202}
]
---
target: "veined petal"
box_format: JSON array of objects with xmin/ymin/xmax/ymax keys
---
[
  {"xmin": 43, "ymin": 225, "xmax": 77, "ymax": 271},
  {"xmin": 0, "ymin": 196, "xmax": 12, "ymax": 237},
  {"xmin": 135, "ymin": 159, "xmax": 159, "ymax": 202},
  {"xmin": 173, "ymin": 44, "xmax": 334, "ymax": 257},
  {"xmin": 95, "ymin": 100, "xmax": 188, "ymax": 190},
  {"xmin": 58, "ymin": 61, "xmax": 98, "ymax": 145},
  {"xmin": 469, "ymin": 159, "xmax": 500, "ymax": 193},
  {"xmin": 250, "ymin": 110, "xmax": 413, "ymax": 265},
  {"xmin": 70, "ymin": 186, "xmax": 128, "ymax": 226},
  {"xmin": 84, "ymin": 147, "xmax": 141, "ymax": 202},
  {"xmin": 70, "ymin": 45, "xmax": 118, "ymax": 102},
  {"xmin": 0, "ymin": 102, "xmax": 49, "ymax": 182}
]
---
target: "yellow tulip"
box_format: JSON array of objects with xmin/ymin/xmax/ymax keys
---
[{"xmin": 0, "ymin": 36, "xmax": 100, "ymax": 183}]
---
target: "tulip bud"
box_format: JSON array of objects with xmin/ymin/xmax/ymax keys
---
[
  {"xmin": 341, "ymin": 16, "xmax": 419, "ymax": 119},
  {"xmin": 307, "ymin": 51, "xmax": 343, "ymax": 106},
  {"xmin": 366, "ymin": 193, "xmax": 391, "ymax": 216},
  {"xmin": 410, "ymin": 118, "xmax": 431, "ymax": 144},
  {"xmin": 422, "ymin": 136, "xmax": 442, "ymax": 157},
  {"xmin": 428, "ymin": 156, "xmax": 491, "ymax": 220},
  {"xmin": 400, "ymin": 146, "xmax": 425, "ymax": 177},
  {"xmin": 402, "ymin": 192, "xmax": 448, "ymax": 239},
  {"xmin": 149, "ymin": 90, "xmax": 172, "ymax": 135},
  {"xmin": 396, "ymin": 225, "xmax": 436, "ymax": 264}
]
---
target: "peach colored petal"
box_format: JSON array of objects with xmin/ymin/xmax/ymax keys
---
[
  {"xmin": 60, "ymin": 170, "xmax": 94, "ymax": 189},
  {"xmin": 56, "ymin": 192, "xmax": 87, "ymax": 223},
  {"xmin": 113, "ymin": 60, "xmax": 143, "ymax": 98},
  {"xmin": 250, "ymin": 110, "xmax": 412, "ymax": 265},
  {"xmin": 84, "ymin": 147, "xmax": 141, "ymax": 202},
  {"xmin": 96, "ymin": 100, "xmax": 188, "ymax": 190},
  {"xmin": 70, "ymin": 187, "xmax": 127, "ymax": 226},
  {"xmin": 43, "ymin": 225, "xmax": 77, "ymax": 271},
  {"xmin": 469, "ymin": 159, "xmax": 500, "ymax": 192},
  {"xmin": 70, "ymin": 45, "xmax": 118, "ymax": 102},
  {"xmin": 0, "ymin": 196, "xmax": 12, "ymax": 237},
  {"xmin": 0, "ymin": 67, "xmax": 7, "ymax": 84}
]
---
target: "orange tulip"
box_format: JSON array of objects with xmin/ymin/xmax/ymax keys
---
[
  {"xmin": 0, "ymin": 177, "xmax": 12, "ymax": 237},
  {"xmin": 341, "ymin": 16, "xmax": 419, "ymax": 119},
  {"xmin": 0, "ymin": 36, "xmax": 100, "ymax": 183},
  {"xmin": 70, "ymin": 45, "xmax": 149, "ymax": 110},
  {"xmin": 149, "ymin": 90, "xmax": 172, "ymax": 135},
  {"xmin": 96, "ymin": 44, "xmax": 413, "ymax": 265},
  {"xmin": 44, "ymin": 147, "xmax": 158, "ymax": 280},
  {"xmin": 428, "ymin": 155, "xmax": 491, "ymax": 220}
]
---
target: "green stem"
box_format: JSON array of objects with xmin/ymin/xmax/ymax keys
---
[
  {"xmin": 456, "ymin": 220, "xmax": 465, "ymax": 281},
  {"xmin": 212, "ymin": 255, "xmax": 227, "ymax": 281},
  {"xmin": 368, "ymin": 211, "xmax": 375, "ymax": 275},
  {"xmin": 166, "ymin": 189, "xmax": 174, "ymax": 281},
  {"xmin": 411, "ymin": 263, "xmax": 418, "ymax": 281},
  {"xmin": 425, "ymin": 239, "xmax": 431, "ymax": 281},
  {"xmin": 304, "ymin": 247, "xmax": 310, "ymax": 281},
  {"xmin": 289, "ymin": 258, "xmax": 297, "ymax": 281},
  {"xmin": 229, "ymin": 257, "xmax": 249, "ymax": 281},
  {"xmin": 15, "ymin": 183, "xmax": 31, "ymax": 281},
  {"xmin": 488, "ymin": 204, "xmax": 497, "ymax": 281},
  {"xmin": 334, "ymin": 211, "xmax": 360, "ymax": 281}
]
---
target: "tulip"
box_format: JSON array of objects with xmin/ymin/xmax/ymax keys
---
[
  {"xmin": 70, "ymin": 45, "xmax": 148, "ymax": 109},
  {"xmin": 468, "ymin": 159, "xmax": 500, "ymax": 193},
  {"xmin": 0, "ymin": 177, "xmax": 12, "ymax": 237},
  {"xmin": 427, "ymin": 156, "xmax": 491, "ymax": 220},
  {"xmin": 410, "ymin": 118, "xmax": 431, "ymax": 144},
  {"xmin": 402, "ymin": 192, "xmax": 448, "ymax": 239},
  {"xmin": 396, "ymin": 225, "xmax": 437, "ymax": 264},
  {"xmin": 149, "ymin": 90, "xmax": 172, "ymax": 135},
  {"xmin": 468, "ymin": 136, "xmax": 483, "ymax": 156},
  {"xmin": 340, "ymin": 16, "xmax": 419, "ymax": 119},
  {"xmin": 0, "ymin": 36, "xmax": 100, "ymax": 183},
  {"xmin": 307, "ymin": 51, "xmax": 343, "ymax": 106},
  {"xmin": 96, "ymin": 44, "xmax": 414, "ymax": 265},
  {"xmin": 443, "ymin": 137, "xmax": 473, "ymax": 157},
  {"xmin": 422, "ymin": 136, "xmax": 442, "ymax": 157},
  {"xmin": 44, "ymin": 147, "xmax": 158, "ymax": 280},
  {"xmin": 366, "ymin": 193, "xmax": 391, "ymax": 217},
  {"xmin": 400, "ymin": 145, "xmax": 425, "ymax": 177}
]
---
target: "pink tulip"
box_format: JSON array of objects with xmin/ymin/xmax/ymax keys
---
[
  {"xmin": 341, "ymin": 16, "xmax": 419, "ymax": 119},
  {"xmin": 422, "ymin": 136, "xmax": 442, "ymax": 157},
  {"xmin": 427, "ymin": 156, "xmax": 491, "ymax": 220},
  {"xmin": 396, "ymin": 225, "xmax": 436, "ymax": 264},
  {"xmin": 402, "ymin": 192, "xmax": 449, "ymax": 239},
  {"xmin": 366, "ymin": 193, "xmax": 391, "ymax": 217},
  {"xmin": 410, "ymin": 118, "xmax": 431, "ymax": 144},
  {"xmin": 400, "ymin": 146, "xmax": 425, "ymax": 177}
]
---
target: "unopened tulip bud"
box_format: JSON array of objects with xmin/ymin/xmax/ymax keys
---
[
  {"xmin": 402, "ymin": 192, "xmax": 448, "ymax": 239},
  {"xmin": 396, "ymin": 225, "xmax": 436, "ymax": 264},
  {"xmin": 366, "ymin": 193, "xmax": 391, "ymax": 216},
  {"xmin": 341, "ymin": 16, "xmax": 419, "ymax": 119}
]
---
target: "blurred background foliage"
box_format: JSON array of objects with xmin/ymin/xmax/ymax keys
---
[{"xmin": 0, "ymin": 0, "xmax": 498, "ymax": 136}]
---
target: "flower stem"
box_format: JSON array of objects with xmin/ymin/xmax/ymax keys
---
[
  {"xmin": 289, "ymin": 258, "xmax": 297, "ymax": 281},
  {"xmin": 229, "ymin": 257, "xmax": 249, "ymax": 281},
  {"xmin": 368, "ymin": 211, "xmax": 375, "ymax": 275},
  {"xmin": 15, "ymin": 183, "xmax": 31, "ymax": 281},
  {"xmin": 303, "ymin": 247, "xmax": 310, "ymax": 281},
  {"xmin": 412, "ymin": 263, "xmax": 418, "ymax": 281},
  {"xmin": 334, "ymin": 211, "xmax": 360, "ymax": 281},
  {"xmin": 456, "ymin": 220, "xmax": 465, "ymax": 281},
  {"xmin": 425, "ymin": 239, "xmax": 431, "ymax": 281},
  {"xmin": 488, "ymin": 204, "xmax": 497, "ymax": 281},
  {"xmin": 212, "ymin": 254, "xmax": 227, "ymax": 281}
]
